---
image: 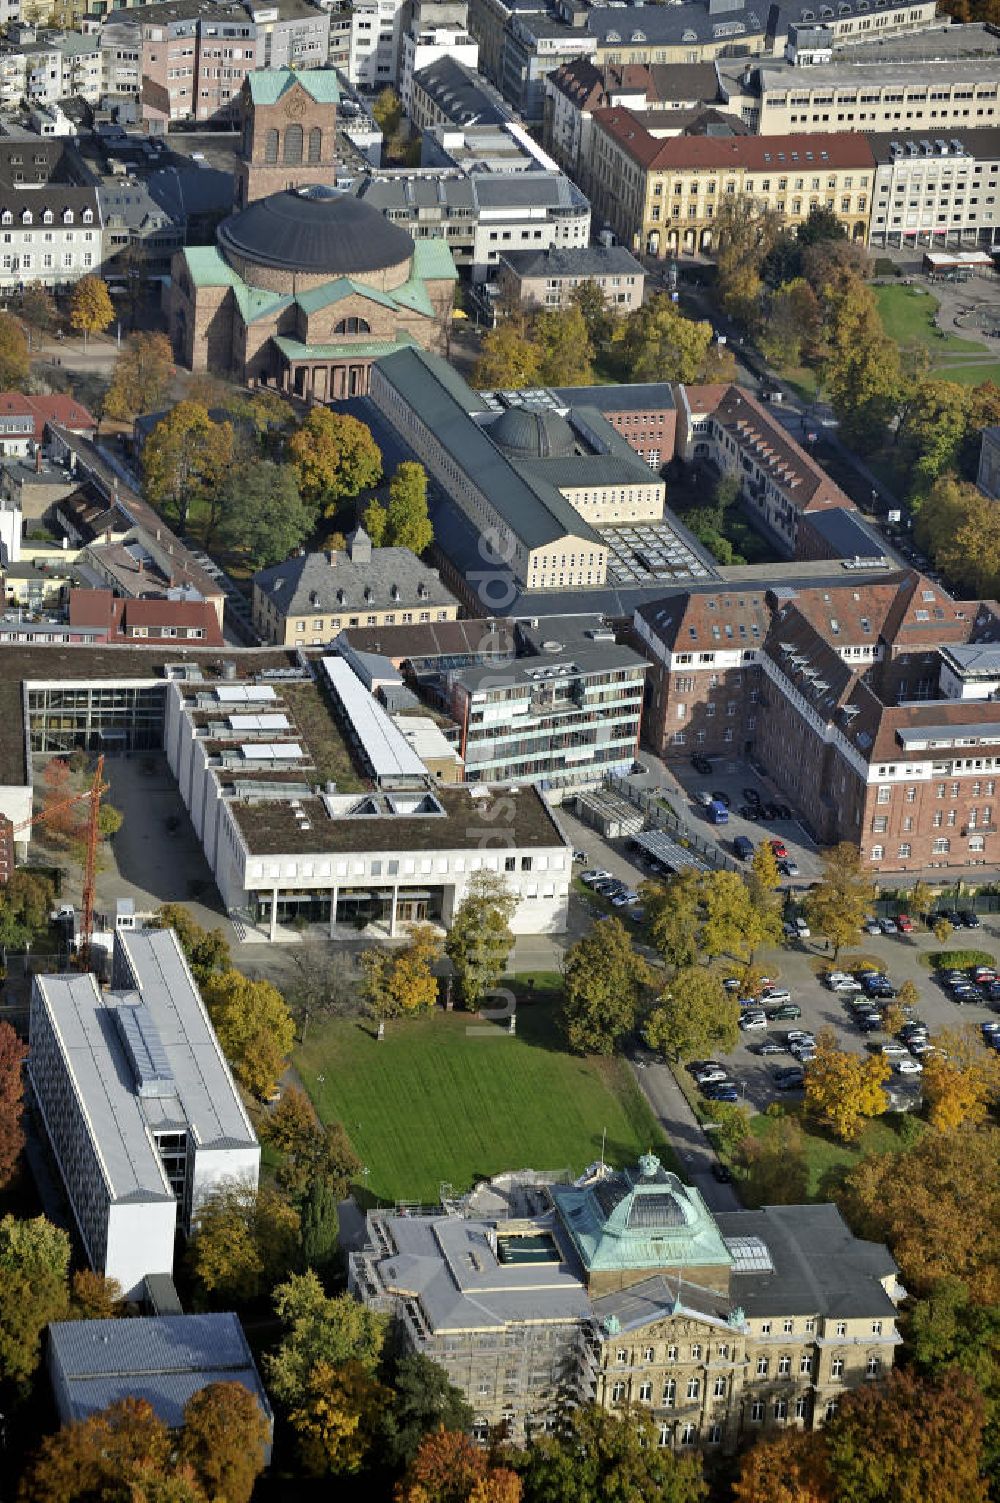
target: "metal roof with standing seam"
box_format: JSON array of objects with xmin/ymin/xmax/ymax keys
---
[{"xmin": 321, "ymin": 656, "xmax": 426, "ymax": 782}]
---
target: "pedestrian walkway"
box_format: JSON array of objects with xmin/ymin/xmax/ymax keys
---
[{"xmin": 634, "ymin": 1057, "xmax": 743, "ymax": 1212}]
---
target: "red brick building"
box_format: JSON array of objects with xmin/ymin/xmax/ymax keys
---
[{"xmin": 634, "ymin": 569, "xmax": 1000, "ymax": 874}]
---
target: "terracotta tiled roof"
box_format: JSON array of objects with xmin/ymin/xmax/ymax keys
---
[
  {"xmin": 592, "ymin": 112, "xmax": 876, "ymax": 173},
  {"xmin": 0, "ymin": 392, "xmax": 96, "ymax": 437}
]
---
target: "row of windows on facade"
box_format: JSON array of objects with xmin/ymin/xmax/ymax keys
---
[
  {"xmin": 291, "ymin": 609, "xmax": 451, "ymax": 631},
  {"xmin": 876, "ymin": 780, "xmax": 997, "ymax": 801},
  {"xmin": 613, "ymin": 1320, "xmax": 883, "ymax": 1361},
  {"xmin": 870, "ymin": 836, "xmax": 987, "ymax": 858},
  {"xmin": 1, "ymin": 252, "xmax": 93, "ymax": 270}
]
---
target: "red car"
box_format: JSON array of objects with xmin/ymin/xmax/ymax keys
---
[
  {"xmin": 770, "ymin": 838, "xmax": 788, "ymax": 859},
  {"xmin": 896, "ymin": 914, "xmax": 913, "ymax": 933}
]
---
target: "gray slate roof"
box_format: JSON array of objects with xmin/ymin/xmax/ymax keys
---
[
  {"xmin": 550, "ymin": 381, "xmax": 675, "ymax": 412},
  {"xmin": 48, "ymin": 1313, "xmax": 271, "ymax": 1429},
  {"xmin": 218, "ymin": 189, "xmax": 414, "ymax": 275},
  {"xmin": 713, "ymin": 1204, "xmax": 899, "ymax": 1318},
  {"xmin": 375, "ymin": 347, "xmax": 604, "ymax": 549},
  {"xmin": 253, "ymin": 546, "xmax": 458, "ymax": 616},
  {"xmin": 413, "ymin": 56, "xmax": 511, "ymax": 126},
  {"xmin": 498, "ymin": 243, "xmax": 644, "ymax": 281}
]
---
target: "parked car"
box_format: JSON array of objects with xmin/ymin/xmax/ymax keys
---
[
  {"xmin": 961, "ymin": 911, "xmax": 981, "ymax": 929},
  {"xmin": 896, "ymin": 914, "xmax": 914, "ymax": 933},
  {"xmin": 792, "ymin": 916, "xmax": 810, "ymax": 938},
  {"xmin": 767, "ymin": 1003, "xmax": 802, "ymax": 1021},
  {"xmin": 711, "ymin": 791, "xmax": 732, "ymax": 809},
  {"xmin": 734, "ymin": 835, "xmax": 755, "ymax": 861},
  {"xmin": 703, "ymin": 1082, "xmax": 739, "ymax": 1102},
  {"xmin": 773, "ymin": 1069, "xmax": 805, "ymax": 1091},
  {"xmin": 694, "ymin": 790, "xmax": 715, "ymax": 808},
  {"xmin": 722, "ymin": 977, "xmax": 742, "ymax": 992},
  {"xmin": 760, "ymin": 986, "xmax": 792, "ymax": 1004},
  {"xmin": 770, "ymin": 839, "xmax": 788, "ymax": 859},
  {"xmin": 740, "ymin": 1014, "xmax": 768, "ymax": 1031},
  {"xmin": 773, "ymin": 803, "xmax": 792, "ymax": 819},
  {"xmin": 711, "ymin": 1161, "xmax": 733, "ymax": 1183},
  {"xmin": 894, "ymin": 1057, "xmax": 923, "ymax": 1074},
  {"xmin": 779, "ymin": 859, "xmax": 800, "ymax": 877},
  {"xmin": 693, "ymin": 1062, "xmax": 727, "ymax": 1083},
  {"xmin": 742, "ymin": 787, "xmax": 762, "ymax": 805},
  {"xmin": 790, "ymin": 1043, "xmax": 816, "ymax": 1062},
  {"xmin": 691, "ymin": 754, "xmax": 713, "ymax": 774},
  {"xmin": 752, "ymin": 1039, "xmax": 784, "ymax": 1055},
  {"xmin": 879, "ymin": 1043, "xmax": 909, "ymax": 1059},
  {"xmin": 862, "ymin": 917, "xmax": 882, "ymax": 935},
  {"xmin": 581, "ymin": 869, "xmax": 612, "ymax": 886},
  {"xmin": 572, "ymin": 849, "xmax": 588, "ymax": 864},
  {"xmin": 879, "ymin": 917, "xmax": 898, "ymax": 935},
  {"xmin": 831, "ymin": 978, "xmax": 863, "ymax": 995},
  {"xmin": 786, "ymin": 1030, "xmax": 815, "ymax": 1048}
]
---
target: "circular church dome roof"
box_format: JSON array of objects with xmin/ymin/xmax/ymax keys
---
[
  {"xmin": 490, "ymin": 406, "xmax": 576, "ymax": 459},
  {"xmin": 217, "ymin": 187, "xmax": 414, "ymax": 276}
]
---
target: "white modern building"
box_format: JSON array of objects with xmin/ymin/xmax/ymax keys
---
[
  {"xmin": 399, "ymin": 0, "xmax": 478, "ymax": 114},
  {"xmin": 347, "ymin": 0, "xmax": 405, "ymax": 86},
  {"xmin": 868, "ymin": 128, "xmax": 1000, "ymax": 249},
  {"xmin": 163, "ymin": 656, "xmax": 572, "ymax": 939},
  {"xmin": 28, "ymin": 927, "xmax": 259, "ymax": 1299}
]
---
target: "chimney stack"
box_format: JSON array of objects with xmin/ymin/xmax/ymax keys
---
[{"xmin": 34, "ymin": 444, "xmax": 42, "ymax": 474}]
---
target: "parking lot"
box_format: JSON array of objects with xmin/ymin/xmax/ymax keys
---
[{"xmin": 691, "ymin": 917, "xmax": 1000, "ymax": 1112}]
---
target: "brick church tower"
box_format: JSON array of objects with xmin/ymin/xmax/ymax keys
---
[{"xmin": 234, "ymin": 69, "xmax": 340, "ymax": 210}]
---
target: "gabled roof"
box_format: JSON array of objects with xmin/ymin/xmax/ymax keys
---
[{"xmin": 593, "ymin": 111, "xmax": 875, "ymax": 173}]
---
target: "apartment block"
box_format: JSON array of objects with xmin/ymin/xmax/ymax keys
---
[
  {"xmin": 589, "ymin": 115, "xmax": 873, "ymax": 257},
  {"xmin": 28, "ymin": 927, "xmax": 260, "ymax": 1299},
  {"xmin": 496, "ymin": 243, "xmax": 646, "ymax": 312}
]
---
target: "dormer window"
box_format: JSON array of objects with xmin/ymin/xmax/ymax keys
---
[
  {"xmin": 82, "ymin": 208, "xmax": 92, "ymax": 223},
  {"xmin": 20, "ymin": 210, "xmax": 31, "ymax": 225},
  {"xmin": 62, "ymin": 209, "xmax": 73, "ymax": 224},
  {"xmin": 0, "ymin": 212, "xmax": 10, "ymax": 226},
  {"xmin": 42, "ymin": 209, "xmax": 53, "ymax": 225}
]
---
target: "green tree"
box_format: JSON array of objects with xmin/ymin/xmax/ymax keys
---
[
  {"xmin": 520, "ymin": 1404, "xmax": 706, "ymax": 1503},
  {"xmin": 611, "ymin": 295, "xmax": 714, "ymax": 383},
  {"xmin": 363, "ymin": 497, "xmax": 388, "ymax": 546},
  {"xmin": 915, "ymin": 474, "xmax": 1000, "ymax": 598},
  {"xmin": 796, "ymin": 204, "xmax": 848, "ymax": 247},
  {"xmin": 299, "ymin": 1177, "xmax": 341, "ymax": 1273},
  {"xmin": 908, "ymin": 1279, "xmax": 1000, "ymax": 1481},
  {"xmin": 713, "ymin": 196, "xmax": 784, "ymax": 329},
  {"xmin": 561, "ymin": 918, "xmax": 653, "ymax": 1054},
  {"xmin": 822, "ymin": 272, "xmax": 900, "ymax": 451},
  {"xmin": 260, "ymin": 1085, "xmax": 360, "ymax": 1205},
  {"xmin": 759, "ymin": 278, "xmax": 822, "ymax": 368},
  {"xmin": 69, "ymin": 274, "xmax": 114, "ymax": 345},
  {"xmin": 643, "ymin": 966, "xmax": 738, "ymax": 1064},
  {"xmin": 385, "ymin": 461, "xmax": 433, "ymax": 554},
  {"xmin": 153, "ymin": 903, "xmax": 231, "ymax": 986},
  {"xmin": 103, "ymin": 331, "xmax": 175, "ymax": 422},
  {"xmin": 179, "ymin": 1382, "xmax": 270, "ymax": 1503},
  {"xmin": 700, "ymin": 869, "xmax": 782, "ymax": 966},
  {"xmin": 824, "ymin": 1367, "xmax": 989, "ymax": 1503},
  {"xmin": 804, "ymin": 842, "xmax": 875, "ymax": 959},
  {"xmin": 0, "ymin": 868, "xmax": 54, "ymax": 951},
  {"xmin": 960, "ymin": 381, "xmax": 1000, "ymax": 479},
  {"xmin": 379, "ymin": 1352, "xmax": 475, "ymax": 1469},
  {"xmin": 97, "ymin": 803, "xmax": 123, "ymax": 840},
  {"xmin": 142, "ymin": 401, "xmax": 234, "ymax": 532},
  {"xmin": 444, "ymin": 870, "xmax": 518, "ymax": 1009},
  {"xmin": 640, "ymin": 870, "xmax": 702, "ymax": 969},
  {"xmin": 907, "ymin": 881, "xmax": 935, "ymax": 923},
  {"xmin": 734, "ymin": 1113, "xmax": 809, "ymax": 1205},
  {"xmin": 0, "ymin": 1213, "xmax": 70, "ymax": 1393},
  {"xmin": 372, "ymin": 86, "xmax": 402, "ymax": 137},
  {"xmin": 473, "ymin": 319, "xmax": 543, "ymax": 389},
  {"xmin": 201, "ymin": 969, "xmax": 295, "ymax": 1100},
  {"xmin": 287, "ymin": 407, "xmax": 382, "ymax": 516},
  {"xmin": 533, "ymin": 304, "xmax": 594, "ymax": 385},
  {"xmin": 569, "ymin": 278, "xmax": 616, "ymax": 353},
  {"xmin": 0, "ymin": 312, "xmax": 30, "ymax": 388},
  {"xmin": 704, "ymin": 1100, "xmax": 754, "ymax": 1160},
  {"xmin": 897, "ymin": 377, "xmax": 968, "ymax": 496},
  {"xmin": 187, "ymin": 1181, "xmax": 300, "ymax": 1306},
  {"xmin": 218, "ymin": 459, "xmax": 311, "ymax": 567},
  {"xmin": 267, "ymin": 1270, "xmax": 387, "ymax": 1404},
  {"xmin": 804, "ymin": 1027, "xmax": 890, "ymax": 1141},
  {"xmin": 360, "ymin": 923, "xmax": 441, "ymax": 1022}
]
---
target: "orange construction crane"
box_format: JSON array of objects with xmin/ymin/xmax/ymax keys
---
[{"xmin": 5, "ymin": 755, "xmax": 108, "ymax": 970}]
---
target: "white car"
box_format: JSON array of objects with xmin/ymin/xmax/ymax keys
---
[
  {"xmin": 880, "ymin": 1043, "xmax": 909, "ymax": 1059},
  {"xmin": 831, "ymin": 978, "xmax": 863, "ymax": 995},
  {"xmin": 894, "ymin": 1057, "xmax": 923, "ymax": 1074},
  {"xmin": 740, "ymin": 1014, "xmax": 768, "ymax": 1031},
  {"xmin": 694, "ymin": 790, "xmax": 714, "ymax": 808},
  {"xmin": 786, "ymin": 1030, "xmax": 815, "ymax": 1047},
  {"xmin": 612, "ymin": 891, "xmax": 640, "ymax": 907},
  {"xmin": 792, "ymin": 917, "xmax": 810, "ymax": 938},
  {"xmin": 694, "ymin": 1064, "xmax": 728, "ymax": 1085},
  {"xmin": 862, "ymin": 917, "xmax": 882, "ymax": 935},
  {"xmin": 581, "ymin": 869, "xmax": 612, "ymax": 886},
  {"xmin": 825, "ymin": 971, "xmax": 852, "ymax": 988},
  {"xmin": 760, "ymin": 987, "xmax": 792, "ymax": 1004}
]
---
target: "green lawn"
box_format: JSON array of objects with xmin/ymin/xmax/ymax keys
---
[
  {"xmin": 745, "ymin": 1105, "xmax": 904, "ymax": 1204},
  {"xmin": 294, "ymin": 995, "xmax": 674, "ymax": 1204},
  {"xmin": 933, "ymin": 360, "xmax": 1000, "ymax": 386},
  {"xmin": 874, "ymin": 284, "xmax": 986, "ymax": 356}
]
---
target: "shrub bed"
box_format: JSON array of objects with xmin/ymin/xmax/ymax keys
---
[{"xmin": 928, "ymin": 949, "xmax": 995, "ymax": 971}]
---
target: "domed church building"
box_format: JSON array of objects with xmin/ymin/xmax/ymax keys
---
[{"xmin": 169, "ymin": 69, "xmax": 456, "ymax": 399}]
